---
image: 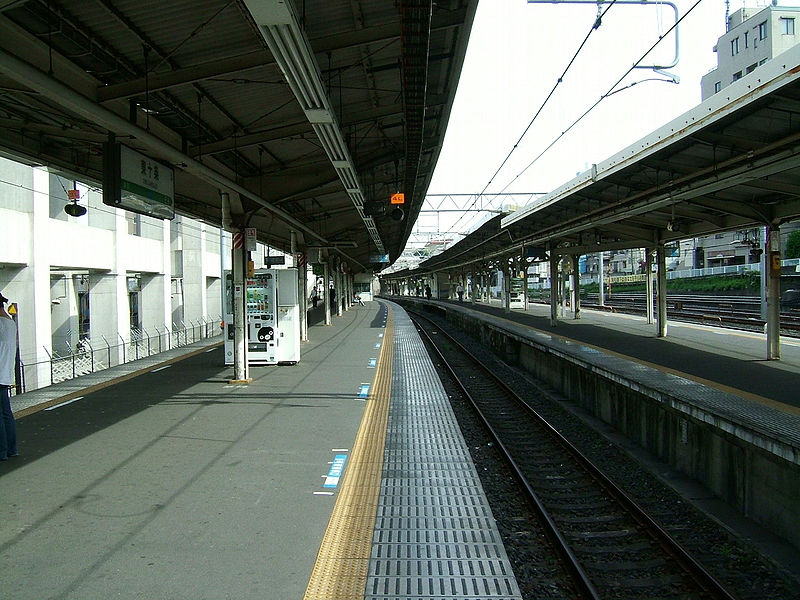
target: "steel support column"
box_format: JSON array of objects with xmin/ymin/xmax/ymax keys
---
[
  {"xmin": 503, "ymin": 264, "xmax": 511, "ymax": 313},
  {"xmin": 336, "ymin": 270, "xmax": 343, "ymax": 316},
  {"xmin": 549, "ymin": 247, "xmax": 558, "ymax": 327},
  {"xmin": 645, "ymin": 247, "xmax": 654, "ymax": 325},
  {"xmin": 299, "ymin": 259, "xmax": 308, "ymax": 341},
  {"xmin": 571, "ymin": 254, "xmax": 581, "ymax": 320},
  {"xmin": 766, "ymin": 226, "xmax": 781, "ymax": 360},
  {"xmin": 323, "ymin": 261, "xmax": 331, "ymax": 326},
  {"xmin": 656, "ymin": 242, "xmax": 668, "ymax": 337},
  {"xmin": 598, "ymin": 251, "xmax": 605, "ymax": 306},
  {"xmin": 230, "ymin": 236, "xmax": 250, "ymax": 383}
]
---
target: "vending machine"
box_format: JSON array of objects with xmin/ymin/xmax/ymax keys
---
[
  {"xmin": 275, "ymin": 268, "xmax": 300, "ymax": 363},
  {"xmin": 224, "ymin": 268, "xmax": 300, "ymax": 366}
]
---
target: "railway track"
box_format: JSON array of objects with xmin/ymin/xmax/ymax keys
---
[
  {"xmin": 530, "ymin": 293, "xmax": 800, "ymax": 334},
  {"xmin": 409, "ymin": 310, "xmax": 741, "ymax": 600}
]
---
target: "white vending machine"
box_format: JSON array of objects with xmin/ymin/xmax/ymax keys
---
[
  {"xmin": 224, "ymin": 268, "xmax": 300, "ymax": 366},
  {"xmin": 276, "ymin": 268, "xmax": 300, "ymax": 363}
]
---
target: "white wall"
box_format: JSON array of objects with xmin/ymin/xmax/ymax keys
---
[{"xmin": 0, "ymin": 157, "xmax": 227, "ymax": 390}]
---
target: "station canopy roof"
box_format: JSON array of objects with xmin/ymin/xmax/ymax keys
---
[
  {"xmin": 386, "ymin": 43, "xmax": 800, "ymax": 280},
  {"xmin": 502, "ymin": 44, "xmax": 800, "ymax": 258},
  {"xmin": 0, "ymin": 0, "xmax": 476, "ymax": 273}
]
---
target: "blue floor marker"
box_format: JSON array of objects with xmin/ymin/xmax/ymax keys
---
[
  {"xmin": 358, "ymin": 384, "xmax": 370, "ymax": 398},
  {"xmin": 323, "ymin": 454, "xmax": 348, "ymax": 488},
  {"xmin": 368, "ymin": 358, "xmax": 377, "ymax": 368}
]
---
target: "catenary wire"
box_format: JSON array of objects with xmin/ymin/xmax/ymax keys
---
[
  {"xmin": 498, "ymin": 0, "xmax": 704, "ymax": 195},
  {"xmin": 447, "ymin": 0, "xmax": 619, "ymax": 236}
]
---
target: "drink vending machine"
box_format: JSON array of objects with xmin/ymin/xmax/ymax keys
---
[{"xmin": 224, "ymin": 268, "xmax": 300, "ymax": 365}]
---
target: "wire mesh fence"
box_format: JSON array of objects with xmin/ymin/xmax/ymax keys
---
[{"xmin": 14, "ymin": 318, "xmax": 222, "ymax": 395}]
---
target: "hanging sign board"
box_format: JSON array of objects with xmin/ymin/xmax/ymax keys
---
[
  {"xmin": 103, "ymin": 142, "xmax": 175, "ymax": 219},
  {"xmin": 245, "ymin": 227, "xmax": 257, "ymax": 251},
  {"xmin": 390, "ymin": 192, "xmax": 405, "ymax": 205},
  {"xmin": 265, "ymin": 255, "xmax": 286, "ymax": 266}
]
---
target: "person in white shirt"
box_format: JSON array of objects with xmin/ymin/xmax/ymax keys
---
[{"xmin": 0, "ymin": 291, "xmax": 18, "ymax": 461}]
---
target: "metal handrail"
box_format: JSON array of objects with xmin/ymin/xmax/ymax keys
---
[{"xmin": 11, "ymin": 318, "xmax": 223, "ymax": 395}]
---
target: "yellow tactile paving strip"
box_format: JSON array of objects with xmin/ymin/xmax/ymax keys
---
[{"xmin": 302, "ymin": 307, "xmax": 394, "ymax": 600}]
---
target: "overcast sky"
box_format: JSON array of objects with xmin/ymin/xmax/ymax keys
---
[{"xmin": 420, "ymin": 0, "xmax": 754, "ymax": 239}]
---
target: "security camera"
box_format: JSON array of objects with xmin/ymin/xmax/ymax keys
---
[{"xmin": 64, "ymin": 202, "xmax": 87, "ymax": 217}]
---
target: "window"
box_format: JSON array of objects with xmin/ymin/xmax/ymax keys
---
[
  {"xmin": 746, "ymin": 63, "xmax": 757, "ymax": 74},
  {"xmin": 732, "ymin": 71, "xmax": 742, "ymax": 81},
  {"xmin": 781, "ymin": 17, "xmax": 795, "ymax": 35},
  {"xmin": 731, "ymin": 37, "xmax": 740, "ymax": 55},
  {"xmin": 126, "ymin": 212, "xmax": 141, "ymax": 236},
  {"xmin": 714, "ymin": 81, "xmax": 721, "ymax": 93},
  {"xmin": 744, "ymin": 31, "xmax": 749, "ymax": 48},
  {"xmin": 759, "ymin": 21, "xmax": 768, "ymax": 39}
]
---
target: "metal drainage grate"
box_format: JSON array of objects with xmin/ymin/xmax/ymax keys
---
[{"xmin": 365, "ymin": 308, "xmax": 522, "ymax": 599}]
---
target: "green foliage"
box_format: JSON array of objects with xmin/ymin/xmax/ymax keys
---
[
  {"xmin": 785, "ymin": 231, "xmax": 800, "ymax": 259},
  {"xmin": 579, "ymin": 273, "xmax": 761, "ymax": 294}
]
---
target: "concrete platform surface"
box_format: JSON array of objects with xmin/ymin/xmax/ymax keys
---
[
  {"xmin": 0, "ymin": 301, "xmax": 387, "ymax": 600},
  {"xmin": 432, "ymin": 297, "xmax": 800, "ymax": 411}
]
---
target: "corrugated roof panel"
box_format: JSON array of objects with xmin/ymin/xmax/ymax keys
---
[{"xmin": 0, "ymin": 0, "xmax": 478, "ymax": 269}]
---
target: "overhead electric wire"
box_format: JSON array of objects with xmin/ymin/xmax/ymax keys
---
[
  {"xmin": 499, "ymin": 0, "xmax": 704, "ymax": 194},
  {"xmin": 448, "ymin": 0, "xmax": 618, "ymax": 235}
]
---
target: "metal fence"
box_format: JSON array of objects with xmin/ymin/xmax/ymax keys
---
[{"xmin": 14, "ymin": 318, "xmax": 223, "ymax": 395}]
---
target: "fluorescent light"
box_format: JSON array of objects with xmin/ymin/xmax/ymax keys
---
[{"xmin": 243, "ymin": 0, "xmax": 386, "ymax": 255}]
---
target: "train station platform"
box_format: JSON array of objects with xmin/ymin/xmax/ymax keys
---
[
  {"xmin": 420, "ymin": 296, "xmax": 800, "ymax": 411},
  {"xmin": 0, "ymin": 299, "xmax": 521, "ymax": 599},
  {"xmin": 388, "ymin": 294, "xmax": 800, "ymax": 570}
]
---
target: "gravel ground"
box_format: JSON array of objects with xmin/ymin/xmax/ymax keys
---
[{"xmin": 418, "ymin": 312, "xmax": 800, "ymax": 600}]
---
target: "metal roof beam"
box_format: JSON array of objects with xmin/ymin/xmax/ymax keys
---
[
  {"xmin": 737, "ymin": 177, "xmax": 800, "ymax": 196},
  {"xmin": 0, "ymin": 46, "xmax": 329, "ymax": 245},
  {"xmin": 96, "ymin": 8, "xmax": 467, "ymax": 103},
  {"xmin": 190, "ymin": 102, "xmax": 425, "ymax": 157},
  {"xmin": 242, "ymin": 0, "xmax": 384, "ymax": 254}
]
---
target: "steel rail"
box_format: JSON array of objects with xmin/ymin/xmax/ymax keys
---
[
  {"xmin": 409, "ymin": 312, "xmax": 601, "ymax": 600},
  {"xmin": 410, "ymin": 309, "xmax": 741, "ymax": 600}
]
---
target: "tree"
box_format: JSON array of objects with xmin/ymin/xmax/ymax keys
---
[{"xmin": 786, "ymin": 230, "xmax": 800, "ymax": 259}]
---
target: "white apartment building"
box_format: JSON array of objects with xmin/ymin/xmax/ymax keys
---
[
  {"xmin": 696, "ymin": 5, "xmax": 800, "ymax": 269},
  {"xmin": 0, "ymin": 155, "xmax": 231, "ymax": 391},
  {"xmin": 701, "ymin": 5, "xmax": 800, "ymax": 99}
]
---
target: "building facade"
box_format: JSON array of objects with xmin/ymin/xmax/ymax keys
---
[
  {"xmin": 0, "ymin": 155, "xmax": 230, "ymax": 391},
  {"xmin": 701, "ymin": 5, "xmax": 800, "ymax": 100}
]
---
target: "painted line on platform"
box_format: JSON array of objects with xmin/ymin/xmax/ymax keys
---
[
  {"xmin": 313, "ymin": 491, "xmax": 335, "ymax": 496},
  {"xmin": 151, "ymin": 365, "xmax": 172, "ymax": 373},
  {"xmin": 672, "ymin": 321, "xmax": 800, "ymax": 346},
  {"xmin": 45, "ymin": 396, "xmax": 83, "ymax": 410},
  {"xmin": 303, "ymin": 305, "xmax": 394, "ymax": 599},
  {"xmin": 491, "ymin": 310, "xmax": 800, "ymax": 415},
  {"xmin": 323, "ymin": 454, "xmax": 348, "ymax": 488}
]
